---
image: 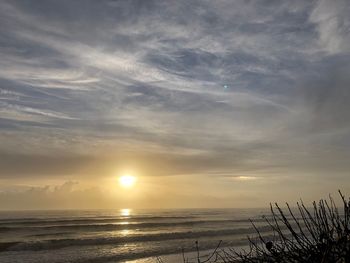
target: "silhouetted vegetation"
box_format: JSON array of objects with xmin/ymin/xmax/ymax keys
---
[{"xmin": 180, "ymin": 191, "xmax": 350, "ymax": 262}]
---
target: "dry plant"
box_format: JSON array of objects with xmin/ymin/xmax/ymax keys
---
[{"xmin": 180, "ymin": 191, "xmax": 350, "ymax": 263}]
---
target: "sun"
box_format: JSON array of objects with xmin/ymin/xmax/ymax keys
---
[{"xmin": 119, "ymin": 175, "xmax": 137, "ymax": 188}]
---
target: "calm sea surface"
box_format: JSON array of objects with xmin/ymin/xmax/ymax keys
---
[{"xmin": 0, "ymin": 208, "xmax": 271, "ymax": 263}]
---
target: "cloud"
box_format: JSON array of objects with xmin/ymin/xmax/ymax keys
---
[
  {"xmin": 0, "ymin": 0, "xmax": 350, "ymax": 208},
  {"xmin": 0, "ymin": 181, "xmax": 111, "ymax": 210},
  {"xmin": 310, "ymin": 0, "xmax": 350, "ymax": 54}
]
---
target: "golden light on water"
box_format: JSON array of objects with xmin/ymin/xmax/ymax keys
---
[
  {"xmin": 121, "ymin": 229, "xmax": 130, "ymax": 236},
  {"xmin": 119, "ymin": 175, "xmax": 137, "ymax": 188},
  {"xmin": 120, "ymin": 208, "xmax": 131, "ymax": 216}
]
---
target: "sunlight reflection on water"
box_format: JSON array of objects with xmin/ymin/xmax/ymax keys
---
[
  {"xmin": 121, "ymin": 229, "xmax": 131, "ymax": 236},
  {"xmin": 120, "ymin": 208, "xmax": 131, "ymax": 216}
]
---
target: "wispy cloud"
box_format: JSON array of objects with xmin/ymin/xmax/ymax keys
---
[{"xmin": 0, "ymin": 0, "xmax": 350, "ymax": 204}]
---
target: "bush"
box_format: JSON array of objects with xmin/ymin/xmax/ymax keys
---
[{"xmin": 182, "ymin": 191, "xmax": 350, "ymax": 263}]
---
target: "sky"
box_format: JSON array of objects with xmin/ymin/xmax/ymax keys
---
[{"xmin": 0, "ymin": 0, "xmax": 350, "ymax": 210}]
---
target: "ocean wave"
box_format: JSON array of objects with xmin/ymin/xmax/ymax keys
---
[
  {"xmin": 0, "ymin": 215, "xmax": 195, "ymax": 226},
  {"xmin": 0, "ymin": 226, "xmax": 272, "ymax": 252},
  {"xmin": 0, "ymin": 219, "xmax": 245, "ymax": 232}
]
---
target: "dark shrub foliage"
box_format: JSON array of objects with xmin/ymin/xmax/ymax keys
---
[{"xmin": 181, "ymin": 191, "xmax": 350, "ymax": 263}]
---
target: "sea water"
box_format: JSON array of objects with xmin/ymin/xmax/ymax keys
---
[{"xmin": 0, "ymin": 208, "xmax": 271, "ymax": 263}]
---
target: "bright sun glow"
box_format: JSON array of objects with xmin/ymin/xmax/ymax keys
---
[{"xmin": 119, "ymin": 175, "xmax": 137, "ymax": 188}]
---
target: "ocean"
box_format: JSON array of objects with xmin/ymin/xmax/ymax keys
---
[{"xmin": 0, "ymin": 208, "xmax": 271, "ymax": 263}]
